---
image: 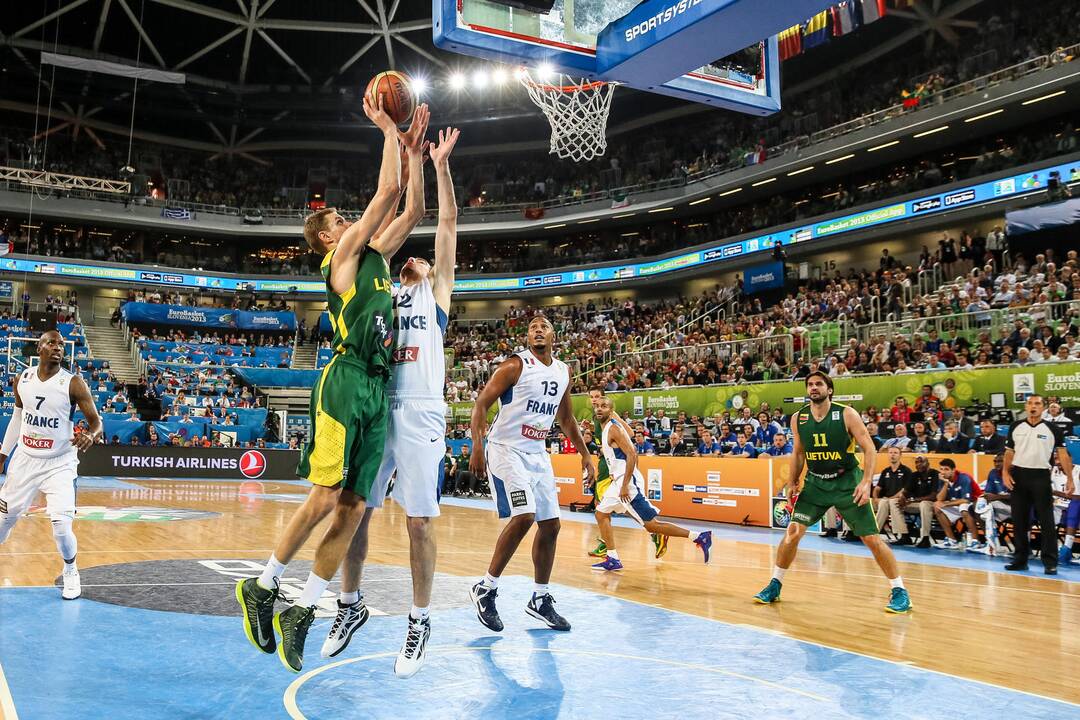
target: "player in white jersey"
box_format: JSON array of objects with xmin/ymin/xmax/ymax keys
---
[
  {"xmin": 321, "ymin": 127, "xmax": 461, "ymax": 677},
  {"xmin": 468, "ymin": 315, "xmax": 594, "ymax": 633},
  {"xmin": 0, "ymin": 331, "xmax": 103, "ymax": 599},
  {"xmin": 590, "ymin": 397, "xmax": 712, "ymax": 571}
]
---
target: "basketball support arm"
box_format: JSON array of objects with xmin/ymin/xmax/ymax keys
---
[{"xmin": 1, "ymin": 408, "xmax": 21, "ymax": 458}]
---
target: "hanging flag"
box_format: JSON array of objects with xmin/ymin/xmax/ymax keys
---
[
  {"xmin": 778, "ymin": 25, "xmax": 803, "ymax": 61},
  {"xmin": 861, "ymin": 0, "xmax": 887, "ymax": 23},
  {"xmin": 802, "ymin": 11, "xmax": 831, "ymax": 50},
  {"xmin": 161, "ymin": 207, "xmax": 194, "ymax": 221},
  {"xmin": 832, "ymin": 2, "xmax": 861, "ymax": 36}
]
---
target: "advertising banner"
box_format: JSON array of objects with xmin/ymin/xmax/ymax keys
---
[
  {"xmin": 744, "ymin": 261, "xmax": 785, "ymax": 294},
  {"xmin": 122, "ymin": 302, "xmax": 296, "ymax": 331},
  {"xmin": 77, "ymin": 446, "xmax": 300, "ymax": 480}
]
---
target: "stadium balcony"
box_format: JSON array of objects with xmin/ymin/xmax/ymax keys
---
[{"xmin": 0, "ymin": 44, "xmax": 1077, "ymax": 238}]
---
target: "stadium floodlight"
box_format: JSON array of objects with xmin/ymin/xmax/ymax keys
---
[
  {"xmin": 492, "ymin": 67, "xmax": 508, "ymax": 85},
  {"xmin": 536, "ymin": 63, "xmax": 555, "ymax": 82},
  {"xmin": 411, "ymin": 76, "xmax": 428, "ymax": 96},
  {"xmin": 472, "ymin": 69, "xmax": 489, "ymax": 90},
  {"xmin": 449, "ymin": 72, "xmax": 467, "ymax": 90}
]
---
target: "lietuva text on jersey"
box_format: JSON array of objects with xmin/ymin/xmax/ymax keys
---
[{"xmin": 804, "ymin": 450, "xmax": 844, "ymax": 461}]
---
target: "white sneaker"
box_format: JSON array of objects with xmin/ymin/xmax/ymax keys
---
[
  {"xmin": 938, "ymin": 538, "xmax": 960, "ymax": 550},
  {"xmin": 320, "ymin": 599, "xmax": 370, "ymax": 658},
  {"xmin": 61, "ymin": 567, "xmax": 81, "ymax": 600},
  {"xmin": 394, "ymin": 616, "xmax": 431, "ymax": 678}
]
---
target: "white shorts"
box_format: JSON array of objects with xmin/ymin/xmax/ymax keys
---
[
  {"xmin": 487, "ymin": 441, "xmax": 558, "ymax": 522},
  {"xmin": 369, "ymin": 400, "xmax": 447, "ymax": 518},
  {"xmin": 0, "ymin": 451, "xmax": 79, "ymax": 520},
  {"xmin": 595, "ymin": 471, "xmax": 659, "ymax": 524},
  {"xmin": 939, "ymin": 502, "xmax": 972, "ymax": 523}
]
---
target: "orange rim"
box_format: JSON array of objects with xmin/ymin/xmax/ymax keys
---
[{"xmin": 519, "ymin": 69, "xmax": 608, "ymax": 93}]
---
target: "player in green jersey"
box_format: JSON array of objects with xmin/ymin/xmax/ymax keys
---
[
  {"xmin": 237, "ymin": 98, "xmax": 432, "ymax": 672},
  {"xmin": 753, "ymin": 371, "xmax": 912, "ymax": 613}
]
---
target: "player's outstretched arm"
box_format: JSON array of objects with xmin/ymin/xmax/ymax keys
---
[
  {"xmin": 371, "ymin": 104, "xmax": 431, "ymax": 261},
  {"xmin": 70, "ymin": 375, "xmax": 103, "ymax": 451},
  {"xmin": 469, "ymin": 355, "xmax": 523, "ymax": 480},
  {"xmin": 787, "ymin": 414, "xmax": 805, "ymax": 497},
  {"xmin": 430, "ymin": 127, "xmax": 461, "ymax": 312},
  {"xmin": 557, "ymin": 391, "xmax": 594, "ymax": 484},
  {"xmin": 370, "ymin": 146, "xmax": 408, "ymax": 243},
  {"xmin": 0, "ymin": 384, "xmax": 24, "ymax": 466},
  {"xmin": 327, "ymin": 97, "xmax": 409, "ymax": 295},
  {"xmin": 845, "ymin": 406, "xmax": 877, "ymax": 506}
]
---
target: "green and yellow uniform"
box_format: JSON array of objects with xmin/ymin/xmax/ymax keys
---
[
  {"xmin": 791, "ymin": 401, "xmax": 877, "ymax": 537},
  {"xmin": 297, "ymin": 247, "xmax": 394, "ymax": 497}
]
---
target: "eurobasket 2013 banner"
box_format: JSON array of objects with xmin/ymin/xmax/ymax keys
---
[{"xmin": 448, "ymin": 363, "xmax": 1080, "ymax": 423}]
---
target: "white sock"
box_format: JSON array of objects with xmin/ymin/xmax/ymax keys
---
[
  {"xmin": 533, "ymin": 583, "xmax": 549, "ymax": 598},
  {"xmin": 481, "ymin": 573, "xmax": 499, "ymax": 589},
  {"xmin": 772, "ymin": 567, "xmax": 787, "ymax": 582},
  {"xmin": 606, "ymin": 548, "xmax": 620, "ymax": 561},
  {"xmin": 339, "ymin": 590, "xmax": 359, "ymax": 605},
  {"xmin": 1065, "ymin": 536, "xmax": 1075, "ymax": 549},
  {"xmin": 410, "ymin": 605, "xmax": 430, "ymax": 621},
  {"xmin": 295, "ymin": 571, "xmax": 330, "ymax": 608},
  {"xmin": 688, "ymin": 531, "xmax": 700, "ymax": 542},
  {"xmin": 258, "ymin": 554, "xmax": 286, "ymax": 590},
  {"xmin": 889, "ymin": 577, "xmax": 905, "ymax": 589}
]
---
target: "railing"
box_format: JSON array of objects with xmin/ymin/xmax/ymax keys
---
[
  {"xmin": 610, "ymin": 335, "xmax": 795, "ymax": 379},
  {"xmin": 3, "ymin": 44, "xmax": 1074, "ymax": 222}
]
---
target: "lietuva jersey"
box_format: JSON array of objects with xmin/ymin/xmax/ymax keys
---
[
  {"xmin": 387, "ymin": 278, "xmax": 448, "ymax": 401},
  {"xmin": 17, "ymin": 367, "xmax": 77, "ymax": 459},
  {"xmin": 795, "ymin": 402, "xmax": 858, "ymax": 480},
  {"xmin": 321, "ymin": 246, "xmax": 394, "ymax": 376},
  {"xmin": 601, "ymin": 419, "xmax": 643, "ymax": 487},
  {"xmin": 487, "ymin": 350, "xmax": 570, "ymax": 452}
]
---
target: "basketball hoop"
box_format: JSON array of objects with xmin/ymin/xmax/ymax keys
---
[{"xmin": 519, "ymin": 68, "xmax": 617, "ymax": 163}]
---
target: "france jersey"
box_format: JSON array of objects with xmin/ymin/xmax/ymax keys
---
[
  {"xmin": 487, "ymin": 350, "xmax": 570, "ymax": 453},
  {"xmin": 595, "ymin": 418, "xmax": 659, "ymax": 523},
  {"xmin": 17, "ymin": 367, "xmax": 77, "ymax": 460},
  {"xmin": 387, "ymin": 278, "xmax": 447, "ymax": 401}
]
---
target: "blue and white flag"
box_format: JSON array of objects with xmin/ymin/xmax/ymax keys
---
[{"xmin": 161, "ymin": 207, "xmax": 193, "ymax": 220}]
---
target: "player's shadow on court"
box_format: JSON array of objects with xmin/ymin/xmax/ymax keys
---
[{"xmin": 464, "ymin": 631, "xmax": 565, "ymax": 719}]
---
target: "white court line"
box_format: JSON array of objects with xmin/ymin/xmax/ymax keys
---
[
  {"xmin": 282, "ymin": 647, "xmax": 831, "ymax": 719},
  {"xmin": 0, "ymin": 657, "xmax": 19, "ymax": 720}
]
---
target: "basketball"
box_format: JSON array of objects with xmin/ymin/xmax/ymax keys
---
[{"xmin": 365, "ymin": 71, "xmax": 416, "ymax": 125}]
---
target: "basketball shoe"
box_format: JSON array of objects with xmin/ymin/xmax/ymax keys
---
[
  {"xmin": 395, "ymin": 616, "xmax": 431, "ymax": 678},
  {"xmin": 526, "ymin": 593, "xmax": 570, "ymax": 631},
  {"xmin": 61, "ymin": 565, "xmax": 81, "ymax": 601},
  {"xmin": 235, "ymin": 577, "xmax": 278, "ymax": 653},
  {"xmin": 274, "ymin": 604, "xmax": 316, "ymax": 673},
  {"xmin": 469, "ymin": 582, "xmax": 503, "ymax": 632},
  {"xmin": 321, "ymin": 597, "xmax": 371, "ymax": 658}
]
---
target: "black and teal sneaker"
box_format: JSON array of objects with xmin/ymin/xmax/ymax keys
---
[
  {"xmin": 753, "ymin": 578, "xmax": 782, "ymax": 604},
  {"xmin": 885, "ymin": 587, "xmax": 912, "ymax": 614},
  {"xmin": 236, "ymin": 577, "xmax": 278, "ymax": 654},
  {"xmin": 274, "ymin": 604, "xmax": 316, "ymax": 673}
]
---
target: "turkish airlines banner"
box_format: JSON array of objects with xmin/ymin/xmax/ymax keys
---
[{"xmin": 77, "ymin": 446, "xmax": 300, "ymax": 480}]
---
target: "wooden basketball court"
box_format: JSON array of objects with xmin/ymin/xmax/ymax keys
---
[{"xmin": 1, "ymin": 475, "xmax": 1077, "ymax": 719}]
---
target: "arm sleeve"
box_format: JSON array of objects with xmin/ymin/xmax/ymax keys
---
[{"xmin": 1, "ymin": 409, "xmax": 22, "ymax": 456}]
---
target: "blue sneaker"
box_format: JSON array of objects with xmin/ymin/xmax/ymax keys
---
[
  {"xmin": 1059, "ymin": 545, "xmax": 1074, "ymax": 566},
  {"xmin": 694, "ymin": 531, "xmax": 713, "ymax": 564},
  {"xmin": 885, "ymin": 587, "xmax": 912, "ymax": 614},
  {"xmin": 469, "ymin": 582, "xmax": 503, "ymax": 632},
  {"xmin": 753, "ymin": 578, "xmax": 782, "ymax": 604},
  {"xmin": 591, "ymin": 556, "xmax": 624, "ymax": 571}
]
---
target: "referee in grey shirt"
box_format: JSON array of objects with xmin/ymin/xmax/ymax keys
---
[{"xmin": 1004, "ymin": 394, "xmax": 1075, "ymax": 574}]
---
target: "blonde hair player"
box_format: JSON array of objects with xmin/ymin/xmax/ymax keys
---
[
  {"xmin": 321, "ymin": 126, "xmax": 462, "ymax": 678},
  {"xmin": 590, "ymin": 397, "xmax": 712, "ymax": 571},
  {"xmin": 0, "ymin": 331, "xmax": 103, "ymax": 600}
]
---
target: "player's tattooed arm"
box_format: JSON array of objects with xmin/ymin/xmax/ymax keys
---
[
  {"xmin": 431, "ymin": 127, "xmax": 461, "ymax": 312},
  {"xmin": 70, "ymin": 375, "xmax": 103, "ymax": 451},
  {"xmin": 327, "ymin": 97, "xmax": 411, "ymax": 295},
  {"xmin": 469, "ymin": 355, "xmax": 523, "ymax": 479},
  {"xmin": 557, "ymin": 389, "xmax": 594, "ymax": 484},
  {"xmin": 371, "ymin": 104, "xmax": 431, "ymax": 260}
]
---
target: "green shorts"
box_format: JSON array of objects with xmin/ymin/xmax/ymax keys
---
[
  {"xmin": 296, "ymin": 354, "xmax": 388, "ymax": 498},
  {"xmin": 792, "ymin": 470, "xmax": 877, "ymax": 537}
]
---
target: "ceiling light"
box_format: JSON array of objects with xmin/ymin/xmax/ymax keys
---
[
  {"xmin": 867, "ymin": 140, "xmax": 899, "ymax": 152},
  {"xmin": 787, "ymin": 166, "xmax": 814, "ymax": 176},
  {"xmin": 913, "ymin": 125, "xmax": 949, "ymax": 138},
  {"xmin": 449, "ymin": 72, "xmax": 466, "ymax": 90},
  {"xmin": 1021, "ymin": 90, "xmax": 1066, "ymax": 105},
  {"xmin": 492, "ymin": 67, "xmax": 508, "ymax": 85},
  {"xmin": 717, "ymin": 187, "xmax": 742, "ymax": 197},
  {"xmin": 472, "ymin": 70, "xmax": 488, "ymax": 90},
  {"xmin": 825, "ymin": 154, "xmax": 855, "ymax": 165},
  {"xmin": 411, "ymin": 77, "xmax": 428, "ymax": 96},
  {"xmin": 689, "ymin": 197, "xmax": 711, "ymax": 206},
  {"xmin": 648, "ymin": 207, "xmax": 674, "ymax": 213},
  {"xmin": 752, "ymin": 177, "xmax": 777, "ymax": 187},
  {"xmin": 964, "ymin": 109, "xmax": 1004, "ymax": 123}
]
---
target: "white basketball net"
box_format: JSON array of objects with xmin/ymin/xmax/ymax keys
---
[{"xmin": 519, "ymin": 69, "xmax": 617, "ymax": 163}]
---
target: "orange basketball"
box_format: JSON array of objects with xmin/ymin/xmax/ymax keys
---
[{"xmin": 365, "ymin": 71, "xmax": 416, "ymax": 125}]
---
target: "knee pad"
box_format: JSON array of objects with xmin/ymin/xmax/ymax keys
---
[{"xmin": 51, "ymin": 514, "xmax": 74, "ymax": 539}]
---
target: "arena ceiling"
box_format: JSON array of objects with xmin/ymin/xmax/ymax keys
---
[{"xmin": 0, "ymin": 0, "xmax": 989, "ymax": 161}]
